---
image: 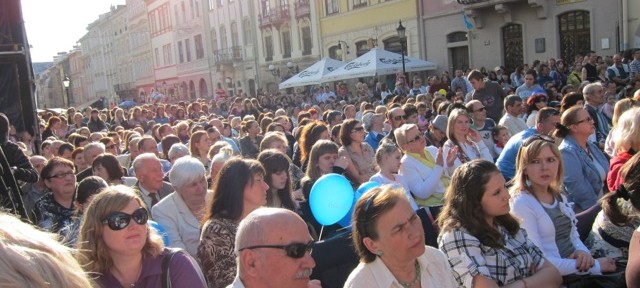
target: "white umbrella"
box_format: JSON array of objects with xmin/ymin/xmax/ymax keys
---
[
  {"xmin": 321, "ymin": 48, "xmax": 437, "ymax": 82},
  {"xmin": 278, "ymin": 57, "xmax": 345, "ymax": 89}
]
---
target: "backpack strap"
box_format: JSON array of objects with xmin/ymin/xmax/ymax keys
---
[{"xmin": 161, "ymin": 248, "xmax": 181, "ymax": 288}]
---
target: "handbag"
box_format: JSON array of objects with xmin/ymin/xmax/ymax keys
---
[
  {"xmin": 562, "ymin": 271, "xmax": 625, "ymax": 288},
  {"xmin": 161, "ymin": 249, "xmax": 182, "ymax": 288}
]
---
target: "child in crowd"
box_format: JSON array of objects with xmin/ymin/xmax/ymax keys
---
[
  {"xmin": 492, "ymin": 125, "xmax": 510, "ymax": 158},
  {"xmin": 369, "ymin": 142, "xmax": 418, "ymax": 211}
]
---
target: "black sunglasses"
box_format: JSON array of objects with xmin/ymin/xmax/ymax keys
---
[
  {"xmin": 393, "ymin": 115, "xmax": 405, "ymax": 121},
  {"xmin": 238, "ymin": 240, "xmax": 314, "ymax": 259},
  {"xmin": 522, "ymin": 134, "xmax": 555, "ymax": 147},
  {"xmin": 102, "ymin": 207, "xmax": 149, "ymax": 231},
  {"xmin": 406, "ymin": 133, "xmax": 422, "ymax": 144},
  {"xmin": 352, "ymin": 126, "xmax": 365, "ymax": 133}
]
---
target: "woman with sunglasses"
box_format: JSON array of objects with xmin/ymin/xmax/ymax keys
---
[
  {"xmin": 442, "ymin": 108, "xmax": 493, "ymax": 175},
  {"xmin": 338, "ymin": 119, "xmax": 376, "ymax": 185},
  {"xmin": 76, "ymin": 186, "xmax": 207, "ymax": 288},
  {"xmin": 553, "ymin": 106, "xmax": 609, "ymax": 213},
  {"xmin": 197, "ymin": 158, "xmax": 269, "ymax": 288},
  {"xmin": 438, "ymin": 160, "xmax": 562, "ymax": 287},
  {"xmin": 346, "ymin": 185, "xmax": 458, "ymax": 288},
  {"xmin": 395, "ymin": 124, "xmax": 455, "ymax": 208},
  {"xmin": 509, "ymin": 136, "xmax": 618, "ymax": 285}
]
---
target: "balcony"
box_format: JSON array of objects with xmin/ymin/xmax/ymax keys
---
[
  {"xmin": 259, "ymin": 7, "xmax": 290, "ymax": 29},
  {"xmin": 294, "ymin": 0, "xmax": 310, "ymax": 19},
  {"xmin": 458, "ymin": 0, "xmax": 547, "ymax": 27},
  {"xmin": 213, "ymin": 46, "xmax": 244, "ymax": 65}
]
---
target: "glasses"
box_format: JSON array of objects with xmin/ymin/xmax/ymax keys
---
[
  {"xmin": 393, "ymin": 115, "xmax": 405, "ymax": 121},
  {"xmin": 238, "ymin": 241, "xmax": 314, "ymax": 259},
  {"xmin": 522, "ymin": 134, "xmax": 555, "ymax": 147},
  {"xmin": 46, "ymin": 171, "xmax": 75, "ymax": 180},
  {"xmin": 102, "ymin": 207, "xmax": 149, "ymax": 231},
  {"xmin": 574, "ymin": 116, "xmax": 593, "ymax": 125},
  {"xmin": 406, "ymin": 133, "xmax": 423, "ymax": 144},
  {"xmin": 473, "ymin": 106, "xmax": 486, "ymax": 112},
  {"xmin": 352, "ymin": 126, "xmax": 364, "ymax": 133}
]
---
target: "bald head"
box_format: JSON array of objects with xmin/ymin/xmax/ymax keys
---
[{"xmin": 235, "ymin": 208, "xmax": 308, "ymax": 252}]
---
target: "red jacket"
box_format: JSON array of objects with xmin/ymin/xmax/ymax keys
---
[{"xmin": 607, "ymin": 151, "xmax": 634, "ymax": 192}]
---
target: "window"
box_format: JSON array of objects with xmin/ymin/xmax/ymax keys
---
[
  {"xmin": 262, "ymin": 1, "xmax": 271, "ymax": 16},
  {"xmin": 162, "ymin": 44, "xmax": 172, "ymax": 65},
  {"xmin": 502, "ymin": 23, "xmax": 523, "ymax": 72},
  {"xmin": 181, "ymin": 2, "xmax": 186, "ymax": 23},
  {"xmin": 328, "ymin": 45, "xmax": 340, "ymax": 60},
  {"xmin": 178, "ymin": 41, "xmax": 184, "ymax": 63},
  {"xmin": 325, "ymin": 0, "xmax": 339, "ymax": 15},
  {"xmin": 231, "ymin": 22, "xmax": 239, "ymax": 47},
  {"xmin": 185, "ymin": 39, "xmax": 192, "ymax": 62},
  {"xmin": 220, "ymin": 26, "xmax": 228, "ymax": 49},
  {"xmin": 559, "ymin": 11, "xmax": 590, "ymax": 65},
  {"xmin": 244, "ymin": 18, "xmax": 252, "ymax": 45},
  {"xmin": 195, "ymin": 34, "xmax": 204, "ymax": 59},
  {"xmin": 195, "ymin": 0, "xmax": 200, "ymax": 17},
  {"xmin": 301, "ymin": 26, "xmax": 312, "ymax": 55},
  {"xmin": 383, "ymin": 36, "xmax": 404, "ymax": 55},
  {"xmin": 174, "ymin": 5, "xmax": 179, "ymax": 28},
  {"xmin": 282, "ymin": 28, "xmax": 291, "ymax": 58},
  {"xmin": 356, "ymin": 40, "xmax": 369, "ymax": 56},
  {"xmin": 447, "ymin": 32, "xmax": 468, "ymax": 43},
  {"xmin": 155, "ymin": 47, "xmax": 160, "ymax": 66},
  {"xmin": 353, "ymin": 0, "xmax": 367, "ymax": 9},
  {"xmin": 211, "ymin": 30, "xmax": 218, "ymax": 51},
  {"xmin": 190, "ymin": 0, "xmax": 195, "ymax": 19},
  {"xmin": 265, "ymin": 35, "xmax": 273, "ymax": 61}
]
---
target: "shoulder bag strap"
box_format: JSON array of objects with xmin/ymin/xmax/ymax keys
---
[{"xmin": 161, "ymin": 249, "xmax": 181, "ymax": 288}]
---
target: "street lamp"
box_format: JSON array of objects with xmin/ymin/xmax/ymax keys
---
[
  {"xmin": 62, "ymin": 76, "xmax": 71, "ymax": 107},
  {"xmin": 396, "ymin": 20, "xmax": 406, "ymax": 78},
  {"xmin": 336, "ymin": 40, "xmax": 349, "ymax": 61}
]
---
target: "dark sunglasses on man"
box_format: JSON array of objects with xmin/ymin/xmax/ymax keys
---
[{"xmin": 238, "ymin": 240, "xmax": 315, "ymax": 259}]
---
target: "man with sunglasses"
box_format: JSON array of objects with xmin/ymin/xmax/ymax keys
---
[
  {"xmin": 583, "ymin": 82, "xmax": 610, "ymax": 149},
  {"xmin": 466, "ymin": 100, "xmax": 496, "ymax": 157},
  {"xmin": 230, "ymin": 207, "xmax": 320, "ymax": 288},
  {"xmin": 382, "ymin": 107, "xmax": 405, "ymax": 144},
  {"xmin": 496, "ymin": 107, "xmax": 560, "ymax": 182}
]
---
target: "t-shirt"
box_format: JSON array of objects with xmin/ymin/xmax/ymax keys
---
[
  {"xmin": 471, "ymin": 81, "xmax": 505, "ymax": 123},
  {"xmin": 472, "ymin": 119, "xmax": 496, "ymax": 158}
]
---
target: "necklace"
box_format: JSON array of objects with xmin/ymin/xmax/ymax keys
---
[{"xmin": 398, "ymin": 260, "xmax": 421, "ymax": 288}]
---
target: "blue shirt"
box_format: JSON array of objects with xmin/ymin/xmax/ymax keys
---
[{"xmin": 496, "ymin": 128, "xmax": 537, "ymax": 181}]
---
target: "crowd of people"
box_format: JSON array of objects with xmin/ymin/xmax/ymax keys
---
[{"xmin": 1, "ymin": 49, "xmax": 640, "ymax": 287}]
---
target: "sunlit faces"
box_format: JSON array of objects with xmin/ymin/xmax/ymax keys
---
[
  {"xmin": 571, "ymin": 109, "xmax": 595, "ymax": 136},
  {"xmin": 469, "ymin": 78, "xmax": 484, "ymax": 90},
  {"xmin": 350, "ymin": 124, "xmax": 366, "ymax": 142},
  {"xmin": 319, "ymin": 129, "xmax": 331, "ymax": 141},
  {"xmin": 270, "ymin": 170, "xmax": 289, "ymax": 190},
  {"xmin": 93, "ymin": 164, "xmax": 110, "ymax": 181},
  {"xmin": 177, "ymin": 175, "xmax": 208, "ymax": 204},
  {"xmin": 137, "ymin": 158, "xmax": 164, "ymax": 191},
  {"xmin": 317, "ymin": 153, "xmax": 338, "ymax": 174},
  {"xmin": 494, "ymin": 129, "xmax": 510, "ymax": 146},
  {"xmin": 404, "ymin": 113, "xmax": 419, "ymax": 125},
  {"xmin": 524, "ymin": 145, "xmax": 559, "ymax": 189},
  {"xmin": 524, "ymin": 75, "xmax": 535, "ymax": 86},
  {"xmin": 480, "ymin": 172, "xmax": 510, "ymax": 225},
  {"xmin": 197, "ymin": 135, "xmax": 213, "ymax": 153},
  {"xmin": 102, "ymin": 199, "xmax": 148, "ymax": 256},
  {"xmin": 365, "ymin": 199, "xmax": 425, "ymax": 263},
  {"xmin": 44, "ymin": 165, "xmax": 76, "ymax": 199},
  {"xmin": 384, "ymin": 149, "xmax": 403, "ymax": 174},
  {"xmin": 452, "ymin": 114, "xmax": 471, "ymax": 139},
  {"xmin": 403, "ymin": 127, "xmax": 425, "ymax": 153},
  {"xmin": 244, "ymin": 173, "xmax": 269, "ymax": 208},
  {"xmin": 267, "ymin": 140, "xmax": 288, "ymax": 155}
]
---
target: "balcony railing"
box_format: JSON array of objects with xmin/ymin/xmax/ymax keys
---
[
  {"xmin": 294, "ymin": 0, "xmax": 310, "ymax": 19},
  {"xmin": 456, "ymin": 0, "xmax": 522, "ymax": 7},
  {"xmin": 213, "ymin": 46, "xmax": 244, "ymax": 65},
  {"xmin": 259, "ymin": 7, "xmax": 290, "ymax": 29}
]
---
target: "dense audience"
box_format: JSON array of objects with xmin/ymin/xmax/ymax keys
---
[{"xmin": 1, "ymin": 50, "xmax": 640, "ymax": 287}]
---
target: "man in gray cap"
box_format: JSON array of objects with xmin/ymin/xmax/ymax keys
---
[{"xmin": 424, "ymin": 115, "xmax": 447, "ymax": 148}]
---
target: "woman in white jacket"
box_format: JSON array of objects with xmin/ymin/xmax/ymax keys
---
[
  {"xmin": 509, "ymin": 135, "xmax": 618, "ymax": 284},
  {"xmin": 395, "ymin": 124, "xmax": 456, "ymax": 207}
]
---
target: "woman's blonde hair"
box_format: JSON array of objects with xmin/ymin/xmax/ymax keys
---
[
  {"xmin": 510, "ymin": 138, "xmax": 564, "ymax": 197},
  {"xmin": 612, "ymin": 107, "xmax": 640, "ymax": 154},
  {"xmin": 0, "ymin": 213, "xmax": 94, "ymax": 287},
  {"xmin": 76, "ymin": 186, "xmax": 163, "ymax": 274}
]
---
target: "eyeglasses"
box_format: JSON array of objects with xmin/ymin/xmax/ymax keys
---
[
  {"xmin": 102, "ymin": 207, "xmax": 149, "ymax": 231},
  {"xmin": 352, "ymin": 126, "xmax": 364, "ymax": 133},
  {"xmin": 406, "ymin": 133, "xmax": 423, "ymax": 144},
  {"xmin": 473, "ymin": 106, "xmax": 486, "ymax": 112},
  {"xmin": 393, "ymin": 115, "xmax": 405, "ymax": 121},
  {"xmin": 522, "ymin": 134, "xmax": 555, "ymax": 147},
  {"xmin": 46, "ymin": 171, "xmax": 75, "ymax": 180},
  {"xmin": 238, "ymin": 241, "xmax": 314, "ymax": 259},
  {"xmin": 574, "ymin": 116, "xmax": 593, "ymax": 125}
]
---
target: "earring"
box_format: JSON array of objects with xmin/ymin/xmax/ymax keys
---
[{"xmin": 375, "ymin": 250, "xmax": 383, "ymax": 257}]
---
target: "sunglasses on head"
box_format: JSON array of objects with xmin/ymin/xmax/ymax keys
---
[
  {"xmin": 102, "ymin": 207, "xmax": 149, "ymax": 231},
  {"xmin": 522, "ymin": 134, "xmax": 555, "ymax": 147},
  {"xmin": 238, "ymin": 240, "xmax": 314, "ymax": 259}
]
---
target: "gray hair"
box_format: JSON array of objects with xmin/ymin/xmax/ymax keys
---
[
  {"xmin": 132, "ymin": 153, "xmax": 159, "ymax": 172},
  {"xmin": 83, "ymin": 142, "xmax": 105, "ymax": 159},
  {"xmin": 582, "ymin": 82, "xmax": 603, "ymax": 98},
  {"xmin": 168, "ymin": 156, "xmax": 206, "ymax": 189},
  {"xmin": 168, "ymin": 143, "xmax": 190, "ymax": 162},
  {"xmin": 211, "ymin": 147, "xmax": 234, "ymax": 166}
]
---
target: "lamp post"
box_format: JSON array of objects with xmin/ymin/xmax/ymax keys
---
[
  {"xmin": 337, "ymin": 40, "xmax": 349, "ymax": 61},
  {"xmin": 396, "ymin": 20, "xmax": 406, "ymax": 78},
  {"xmin": 62, "ymin": 76, "xmax": 71, "ymax": 107}
]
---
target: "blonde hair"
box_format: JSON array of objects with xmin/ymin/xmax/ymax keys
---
[
  {"xmin": 612, "ymin": 107, "xmax": 640, "ymax": 153},
  {"xmin": 0, "ymin": 213, "xmax": 94, "ymax": 287},
  {"xmin": 76, "ymin": 186, "xmax": 163, "ymax": 274},
  {"xmin": 259, "ymin": 131, "xmax": 288, "ymax": 152}
]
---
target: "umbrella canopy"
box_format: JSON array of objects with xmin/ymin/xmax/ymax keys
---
[
  {"xmin": 118, "ymin": 100, "xmax": 137, "ymax": 109},
  {"xmin": 321, "ymin": 48, "xmax": 437, "ymax": 82},
  {"xmin": 278, "ymin": 57, "xmax": 345, "ymax": 89}
]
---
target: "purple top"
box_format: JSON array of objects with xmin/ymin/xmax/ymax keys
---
[{"xmin": 98, "ymin": 248, "xmax": 207, "ymax": 288}]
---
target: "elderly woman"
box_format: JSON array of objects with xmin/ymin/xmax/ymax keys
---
[
  {"xmin": 197, "ymin": 158, "xmax": 268, "ymax": 288},
  {"xmin": 438, "ymin": 160, "xmax": 562, "ymax": 287},
  {"xmin": 396, "ymin": 124, "xmax": 455, "ymax": 207},
  {"xmin": 34, "ymin": 157, "xmax": 77, "ymax": 235},
  {"xmin": 554, "ymin": 106, "xmax": 610, "ymax": 212},
  {"xmin": 151, "ymin": 156, "xmax": 209, "ymax": 258},
  {"xmin": 339, "ymin": 119, "xmax": 376, "ymax": 185},
  {"xmin": 442, "ymin": 108, "xmax": 493, "ymax": 174},
  {"xmin": 606, "ymin": 106, "xmax": 640, "ymax": 191},
  {"xmin": 76, "ymin": 186, "xmax": 206, "ymax": 287},
  {"xmin": 345, "ymin": 185, "xmax": 458, "ymax": 288}
]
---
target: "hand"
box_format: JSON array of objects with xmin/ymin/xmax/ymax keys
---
[
  {"xmin": 529, "ymin": 262, "xmax": 538, "ymax": 274},
  {"xmin": 308, "ymin": 279, "xmax": 322, "ymax": 288},
  {"xmin": 334, "ymin": 156, "xmax": 350, "ymax": 170},
  {"xmin": 446, "ymin": 146, "xmax": 458, "ymax": 167},
  {"xmin": 597, "ymin": 257, "xmax": 617, "ymax": 273},
  {"xmin": 467, "ymin": 129, "xmax": 481, "ymax": 143},
  {"xmin": 568, "ymin": 250, "xmax": 595, "ymax": 272},
  {"xmin": 435, "ymin": 147, "xmax": 444, "ymax": 166}
]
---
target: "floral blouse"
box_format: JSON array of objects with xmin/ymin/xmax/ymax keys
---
[{"xmin": 197, "ymin": 217, "xmax": 238, "ymax": 288}]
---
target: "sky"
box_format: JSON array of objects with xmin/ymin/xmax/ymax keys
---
[{"xmin": 22, "ymin": 0, "xmax": 126, "ymax": 63}]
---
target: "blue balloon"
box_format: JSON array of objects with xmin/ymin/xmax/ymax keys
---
[
  {"xmin": 337, "ymin": 181, "xmax": 381, "ymax": 228},
  {"xmin": 149, "ymin": 220, "xmax": 170, "ymax": 246},
  {"xmin": 309, "ymin": 174, "xmax": 354, "ymax": 226}
]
